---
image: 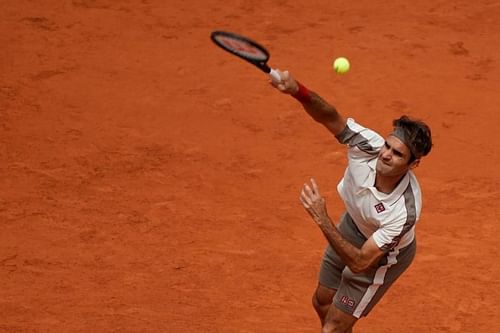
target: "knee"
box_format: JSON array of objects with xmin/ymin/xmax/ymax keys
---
[
  {"xmin": 321, "ymin": 321, "xmax": 348, "ymax": 333},
  {"xmin": 322, "ymin": 309, "xmax": 355, "ymax": 333},
  {"xmin": 312, "ymin": 285, "xmax": 335, "ymax": 309},
  {"xmin": 312, "ymin": 289, "xmax": 329, "ymax": 312},
  {"xmin": 321, "ymin": 322, "xmax": 337, "ymax": 333},
  {"xmin": 312, "ymin": 291, "xmax": 320, "ymax": 310},
  {"xmin": 321, "ymin": 325, "xmax": 333, "ymax": 333}
]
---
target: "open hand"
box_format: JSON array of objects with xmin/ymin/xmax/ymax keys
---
[{"xmin": 300, "ymin": 178, "xmax": 329, "ymax": 225}]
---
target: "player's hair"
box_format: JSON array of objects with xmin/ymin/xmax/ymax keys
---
[{"xmin": 392, "ymin": 115, "xmax": 432, "ymax": 163}]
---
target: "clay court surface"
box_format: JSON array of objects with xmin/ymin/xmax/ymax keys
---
[{"xmin": 1, "ymin": 0, "xmax": 500, "ymax": 332}]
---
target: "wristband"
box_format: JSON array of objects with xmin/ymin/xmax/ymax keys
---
[{"xmin": 292, "ymin": 81, "xmax": 311, "ymax": 103}]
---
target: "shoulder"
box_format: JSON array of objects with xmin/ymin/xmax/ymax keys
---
[
  {"xmin": 386, "ymin": 176, "xmax": 422, "ymax": 226},
  {"xmin": 405, "ymin": 172, "xmax": 423, "ymax": 212},
  {"xmin": 336, "ymin": 118, "xmax": 385, "ymax": 156}
]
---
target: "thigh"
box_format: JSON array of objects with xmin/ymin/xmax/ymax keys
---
[
  {"xmin": 318, "ymin": 244, "xmax": 345, "ymax": 290},
  {"xmin": 314, "ymin": 283, "xmax": 337, "ymax": 306},
  {"xmin": 318, "ymin": 213, "xmax": 365, "ymax": 290}
]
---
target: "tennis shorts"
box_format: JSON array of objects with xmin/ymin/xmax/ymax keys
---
[{"xmin": 318, "ymin": 212, "xmax": 417, "ymax": 318}]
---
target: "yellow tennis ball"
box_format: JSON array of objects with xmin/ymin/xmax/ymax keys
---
[{"xmin": 333, "ymin": 57, "xmax": 350, "ymax": 74}]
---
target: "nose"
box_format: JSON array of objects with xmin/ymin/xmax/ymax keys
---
[{"xmin": 380, "ymin": 148, "xmax": 392, "ymax": 161}]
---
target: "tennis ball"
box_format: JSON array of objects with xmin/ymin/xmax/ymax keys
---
[{"xmin": 333, "ymin": 57, "xmax": 350, "ymax": 74}]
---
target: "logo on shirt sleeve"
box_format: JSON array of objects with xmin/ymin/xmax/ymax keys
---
[{"xmin": 374, "ymin": 202, "xmax": 386, "ymax": 213}]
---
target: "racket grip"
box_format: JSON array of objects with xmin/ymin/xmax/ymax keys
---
[{"xmin": 269, "ymin": 69, "xmax": 281, "ymax": 83}]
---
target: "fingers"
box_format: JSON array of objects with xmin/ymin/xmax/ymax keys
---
[
  {"xmin": 310, "ymin": 178, "xmax": 321, "ymax": 196},
  {"xmin": 299, "ymin": 192, "xmax": 311, "ymax": 208},
  {"xmin": 304, "ymin": 183, "xmax": 313, "ymax": 197},
  {"xmin": 303, "ymin": 178, "xmax": 320, "ymax": 196},
  {"xmin": 268, "ymin": 80, "xmax": 287, "ymax": 93},
  {"xmin": 268, "ymin": 69, "xmax": 281, "ymax": 86},
  {"xmin": 300, "ymin": 178, "xmax": 323, "ymax": 208},
  {"xmin": 299, "ymin": 178, "xmax": 329, "ymax": 226},
  {"xmin": 282, "ymin": 70, "xmax": 290, "ymax": 81},
  {"xmin": 277, "ymin": 69, "xmax": 288, "ymax": 91},
  {"xmin": 269, "ymin": 69, "xmax": 297, "ymax": 94},
  {"xmin": 269, "ymin": 70, "xmax": 286, "ymax": 91},
  {"xmin": 300, "ymin": 188, "xmax": 312, "ymax": 206}
]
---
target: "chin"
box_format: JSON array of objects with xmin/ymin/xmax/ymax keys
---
[
  {"xmin": 376, "ymin": 161, "xmax": 386, "ymax": 174},
  {"xmin": 376, "ymin": 162, "xmax": 393, "ymax": 177}
]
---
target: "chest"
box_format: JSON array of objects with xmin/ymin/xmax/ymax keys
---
[{"xmin": 343, "ymin": 188, "xmax": 402, "ymax": 227}]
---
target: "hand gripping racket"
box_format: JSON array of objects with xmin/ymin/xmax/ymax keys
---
[{"xmin": 210, "ymin": 31, "xmax": 281, "ymax": 83}]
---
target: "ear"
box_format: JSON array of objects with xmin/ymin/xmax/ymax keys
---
[{"xmin": 409, "ymin": 159, "xmax": 420, "ymax": 169}]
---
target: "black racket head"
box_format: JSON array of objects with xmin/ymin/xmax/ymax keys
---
[{"xmin": 210, "ymin": 31, "xmax": 271, "ymax": 73}]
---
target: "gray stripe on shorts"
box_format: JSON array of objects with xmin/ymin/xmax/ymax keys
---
[
  {"xmin": 352, "ymin": 240, "xmax": 416, "ymax": 318},
  {"xmin": 380, "ymin": 182, "xmax": 417, "ymax": 251},
  {"xmin": 335, "ymin": 125, "xmax": 379, "ymax": 155},
  {"xmin": 352, "ymin": 251, "xmax": 397, "ymax": 318}
]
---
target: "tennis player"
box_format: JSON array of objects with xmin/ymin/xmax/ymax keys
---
[{"xmin": 270, "ymin": 70, "xmax": 432, "ymax": 333}]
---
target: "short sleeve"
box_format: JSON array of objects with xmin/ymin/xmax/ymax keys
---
[
  {"xmin": 372, "ymin": 218, "xmax": 416, "ymax": 252},
  {"xmin": 335, "ymin": 118, "xmax": 385, "ymax": 160}
]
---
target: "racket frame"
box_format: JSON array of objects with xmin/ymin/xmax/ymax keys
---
[{"xmin": 210, "ymin": 31, "xmax": 280, "ymax": 82}]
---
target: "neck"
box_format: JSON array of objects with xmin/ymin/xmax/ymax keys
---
[{"xmin": 374, "ymin": 173, "xmax": 406, "ymax": 194}]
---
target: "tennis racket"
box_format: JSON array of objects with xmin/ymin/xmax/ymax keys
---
[{"xmin": 210, "ymin": 31, "xmax": 281, "ymax": 83}]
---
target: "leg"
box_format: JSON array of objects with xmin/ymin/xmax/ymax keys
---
[
  {"xmin": 315, "ymin": 214, "xmax": 361, "ymax": 331},
  {"xmin": 312, "ymin": 283, "xmax": 336, "ymax": 326},
  {"xmin": 322, "ymin": 305, "xmax": 357, "ymax": 333}
]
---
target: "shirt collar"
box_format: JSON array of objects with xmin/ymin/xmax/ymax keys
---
[{"xmin": 365, "ymin": 158, "xmax": 411, "ymax": 204}]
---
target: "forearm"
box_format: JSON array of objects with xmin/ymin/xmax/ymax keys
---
[
  {"xmin": 300, "ymin": 179, "xmax": 384, "ymax": 273},
  {"xmin": 302, "ymin": 91, "xmax": 341, "ymax": 123},
  {"xmin": 317, "ymin": 216, "xmax": 367, "ymax": 273},
  {"xmin": 292, "ymin": 83, "xmax": 345, "ymax": 135}
]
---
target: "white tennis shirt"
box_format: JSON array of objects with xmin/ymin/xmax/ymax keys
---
[{"xmin": 336, "ymin": 118, "xmax": 421, "ymax": 251}]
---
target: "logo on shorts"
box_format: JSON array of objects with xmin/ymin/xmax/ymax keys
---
[
  {"xmin": 374, "ymin": 202, "xmax": 386, "ymax": 213},
  {"xmin": 340, "ymin": 296, "xmax": 356, "ymax": 308}
]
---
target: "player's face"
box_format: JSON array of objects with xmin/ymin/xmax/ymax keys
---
[{"xmin": 376, "ymin": 135, "xmax": 414, "ymax": 177}]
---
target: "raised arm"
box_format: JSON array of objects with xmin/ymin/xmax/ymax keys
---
[{"xmin": 271, "ymin": 70, "xmax": 347, "ymax": 137}]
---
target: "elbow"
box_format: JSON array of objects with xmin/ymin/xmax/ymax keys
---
[
  {"xmin": 305, "ymin": 109, "xmax": 333, "ymax": 124},
  {"xmin": 310, "ymin": 114, "xmax": 328, "ymax": 124},
  {"xmin": 349, "ymin": 264, "xmax": 367, "ymax": 274},
  {"xmin": 311, "ymin": 113, "xmax": 341, "ymax": 131},
  {"xmin": 348, "ymin": 258, "xmax": 372, "ymax": 274}
]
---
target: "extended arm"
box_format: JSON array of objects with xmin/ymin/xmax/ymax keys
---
[
  {"xmin": 271, "ymin": 70, "xmax": 347, "ymax": 136},
  {"xmin": 300, "ymin": 178, "xmax": 385, "ymax": 273}
]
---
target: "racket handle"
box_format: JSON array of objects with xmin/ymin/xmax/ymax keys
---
[{"xmin": 269, "ymin": 68, "xmax": 281, "ymax": 83}]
